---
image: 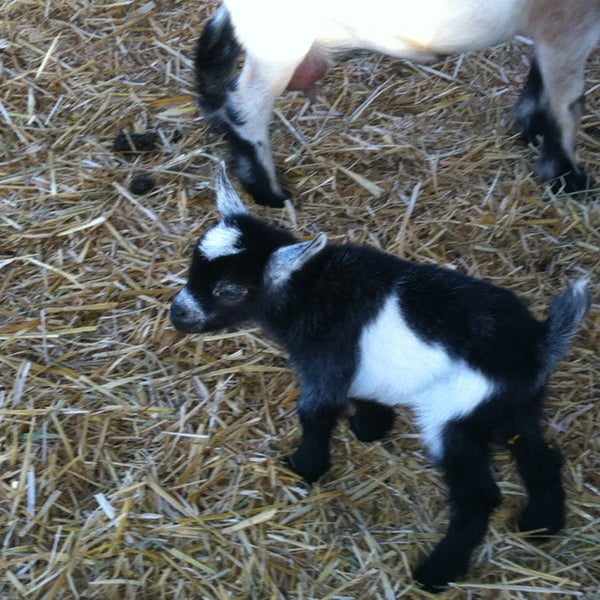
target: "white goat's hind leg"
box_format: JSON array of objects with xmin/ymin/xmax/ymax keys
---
[
  {"xmin": 224, "ymin": 56, "xmax": 300, "ymax": 207},
  {"xmin": 534, "ymin": 32, "xmax": 598, "ymax": 192},
  {"xmin": 512, "ymin": 57, "xmax": 547, "ymax": 143},
  {"xmin": 534, "ymin": 45, "xmax": 584, "ymax": 191}
]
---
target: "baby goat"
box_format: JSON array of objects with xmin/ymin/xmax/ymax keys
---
[
  {"xmin": 170, "ymin": 164, "xmax": 591, "ymax": 591},
  {"xmin": 195, "ymin": 0, "xmax": 600, "ymax": 206}
]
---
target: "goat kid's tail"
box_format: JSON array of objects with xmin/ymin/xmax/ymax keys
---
[
  {"xmin": 195, "ymin": 5, "xmax": 241, "ymax": 113},
  {"xmin": 541, "ymin": 278, "xmax": 591, "ymax": 382}
]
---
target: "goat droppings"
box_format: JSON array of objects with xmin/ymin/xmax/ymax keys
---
[
  {"xmin": 129, "ymin": 173, "xmax": 156, "ymax": 195},
  {"xmin": 113, "ymin": 130, "xmax": 158, "ymax": 153}
]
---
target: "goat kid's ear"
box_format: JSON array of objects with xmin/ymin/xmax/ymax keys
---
[
  {"xmin": 215, "ymin": 161, "xmax": 249, "ymax": 217},
  {"xmin": 267, "ymin": 232, "xmax": 328, "ymax": 287}
]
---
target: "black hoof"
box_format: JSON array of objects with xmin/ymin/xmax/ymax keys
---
[
  {"xmin": 232, "ymin": 156, "xmax": 291, "ymax": 208},
  {"xmin": 413, "ymin": 560, "xmax": 459, "ymax": 593},
  {"xmin": 548, "ymin": 169, "xmax": 592, "ymax": 195},
  {"xmin": 518, "ymin": 504, "xmax": 565, "ymax": 539},
  {"xmin": 284, "ymin": 452, "xmax": 329, "ymax": 484}
]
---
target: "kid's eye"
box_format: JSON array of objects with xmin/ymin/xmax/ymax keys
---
[{"xmin": 212, "ymin": 281, "xmax": 249, "ymax": 304}]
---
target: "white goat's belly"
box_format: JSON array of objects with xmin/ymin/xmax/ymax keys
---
[
  {"xmin": 322, "ymin": 0, "xmax": 528, "ymax": 56},
  {"xmin": 226, "ymin": 0, "xmax": 529, "ymax": 61},
  {"xmin": 349, "ymin": 294, "xmax": 497, "ymax": 458}
]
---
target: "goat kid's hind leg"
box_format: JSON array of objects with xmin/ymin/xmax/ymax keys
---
[
  {"xmin": 413, "ymin": 423, "xmax": 501, "ymax": 592},
  {"xmin": 349, "ymin": 399, "xmax": 396, "ymax": 443},
  {"xmin": 508, "ymin": 426, "xmax": 565, "ymax": 537},
  {"xmin": 223, "ymin": 56, "xmax": 301, "ymax": 207}
]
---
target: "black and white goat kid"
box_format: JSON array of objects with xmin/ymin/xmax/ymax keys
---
[
  {"xmin": 195, "ymin": 0, "xmax": 600, "ymax": 206},
  {"xmin": 170, "ymin": 165, "xmax": 591, "ymax": 591}
]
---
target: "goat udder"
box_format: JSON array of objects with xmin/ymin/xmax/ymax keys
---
[{"xmin": 287, "ymin": 51, "xmax": 329, "ymax": 93}]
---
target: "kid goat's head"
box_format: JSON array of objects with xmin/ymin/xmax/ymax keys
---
[{"xmin": 170, "ymin": 163, "xmax": 327, "ymax": 333}]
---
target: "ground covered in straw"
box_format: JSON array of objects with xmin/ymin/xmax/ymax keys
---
[{"xmin": 1, "ymin": 2, "xmax": 599, "ymax": 599}]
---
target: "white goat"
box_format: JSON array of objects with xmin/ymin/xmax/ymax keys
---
[{"xmin": 195, "ymin": 0, "xmax": 600, "ymax": 206}]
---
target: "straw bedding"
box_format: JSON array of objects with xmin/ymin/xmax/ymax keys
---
[{"xmin": 1, "ymin": 1, "xmax": 599, "ymax": 598}]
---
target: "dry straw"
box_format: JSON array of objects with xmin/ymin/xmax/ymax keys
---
[{"xmin": 1, "ymin": 1, "xmax": 599, "ymax": 598}]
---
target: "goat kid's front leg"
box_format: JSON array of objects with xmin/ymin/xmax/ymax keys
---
[
  {"xmin": 413, "ymin": 423, "xmax": 501, "ymax": 592},
  {"xmin": 286, "ymin": 392, "xmax": 344, "ymax": 484}
]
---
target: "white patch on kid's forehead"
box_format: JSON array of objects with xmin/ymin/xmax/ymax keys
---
[{"xmin": 199, "ymin": 222, "xmax": 243, "ymax": 260}]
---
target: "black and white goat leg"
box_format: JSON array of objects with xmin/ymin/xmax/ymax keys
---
[
  {"xmin": 512, "ymin": 57, "xmax": 547, "ymax": 143},
  {"xmin": 195, "ymin": 6, "xmax": 241, "ymax": 115},
  {"xmin": 224, "ymin": 57, "xmax": 296, "ymax": 207},
  {"xmin": 533, "ymin": 46, "xmax": 588, "ymax": 192},
  {"xmin": 414, "ymin": 422, "xmax": 501, "ymax": 592},
  {"xmin": 511, "ymin": 54, "xmax": 587, "ymax": 192},
  {"xmin": 195, "ymin": 8, "xmax": 295, "ymax": 207},
  {"xmin": 522, "ymin": 18, "xmax": 600, "ymax": 193}
]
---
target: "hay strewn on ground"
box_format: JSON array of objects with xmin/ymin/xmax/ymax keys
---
[{"xmin": 1, "ymin": 2, "xmax": 599, "ymax": 598}]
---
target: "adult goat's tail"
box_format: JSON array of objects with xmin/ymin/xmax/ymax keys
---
[
  {"xmin": 540, "ymin": 278, "xmax": 591, "ymax": 383},
  {"xmin": 195, "ymin": 6, "xmax": 241, "ymax": 114}
]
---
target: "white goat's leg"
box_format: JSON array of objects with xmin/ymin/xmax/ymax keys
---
[
  {"xmin": 223, "ymin": 56, "xmax": 301, "ymax": 207},
  {"xmin": 533, "ymin": 46, "xmax": 586, "ymax": 192},
  {"xmin": 531, "ymin": 16, "xmax": 600, "ymax": 193}
]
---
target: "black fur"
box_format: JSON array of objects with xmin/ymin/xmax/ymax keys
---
[
  {"xmin": 194, "ymin": 9, "xmax": 241, "ymax": 113},
  {"xmin": 171, "ymin": 203, "xmax": 590, "ymax": 592},
  {"xmin": 228, "ymin": 134, "xmax": 290, "ymax": 208},
  {"xmin": 349, "ymin": 399, "xmax": 396, "ymax": 442},
  {"xmin": 535, "ymin": 111, "xmax": 589, "ymax": 194},
  {"xmin": 414, "ymin": 420, "xmax": 502, "ymax": 591},
  {"xmin": 513, "ymin": 58, "xmax": 548, "ymax": 143}
]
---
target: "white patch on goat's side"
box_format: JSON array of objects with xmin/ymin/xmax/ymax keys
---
[
  {"xmin": 349, "ymin": 294, "xmax": 497, "ymax": 459},
  {"xmin": 199, "ymin": 223, "xmax": 243, "ymax": 260}
]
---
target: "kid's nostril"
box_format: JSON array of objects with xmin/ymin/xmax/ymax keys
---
[{"xmin": 170, "ymin": 302, "xmax": 186, "ymax": 321}]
